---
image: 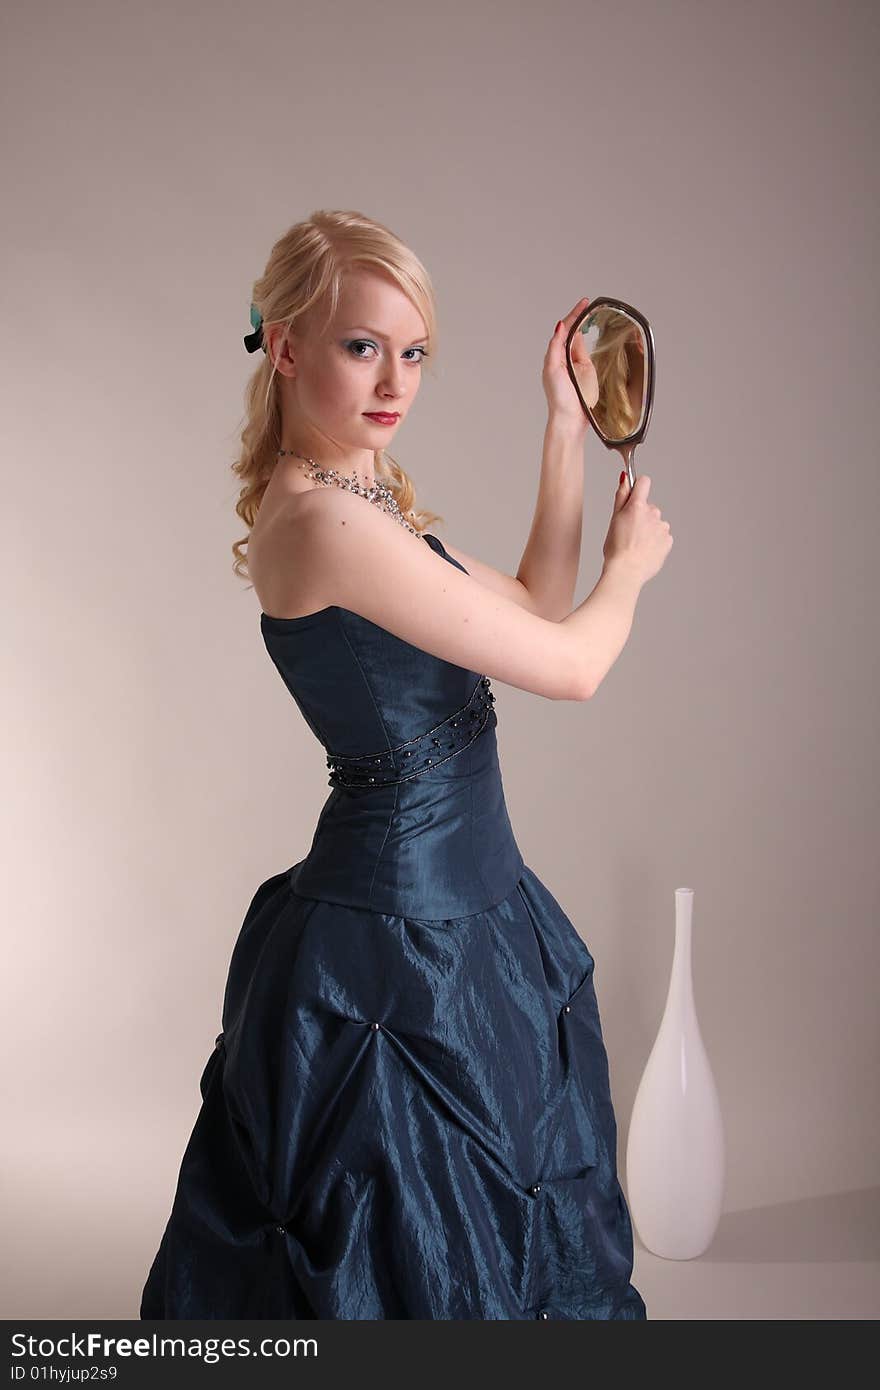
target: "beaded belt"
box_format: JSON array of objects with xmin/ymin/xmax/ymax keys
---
[{"xmin": 325, "ymin": 676, "xmax": 497, "ymax": 789}]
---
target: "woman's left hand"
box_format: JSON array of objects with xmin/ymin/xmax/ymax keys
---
[{"xmin": 542, "ymin": 296, "xmax": 599, "ymax": 431}]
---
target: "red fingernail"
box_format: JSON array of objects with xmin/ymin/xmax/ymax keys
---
[{"xmin": 620, "ymin": 471, "xmax": 625, "ymax": 484}]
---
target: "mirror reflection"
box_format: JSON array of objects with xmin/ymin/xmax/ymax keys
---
[{"xmin": 571, "ymin": 306, "xmax": 649, "ymax": 443}]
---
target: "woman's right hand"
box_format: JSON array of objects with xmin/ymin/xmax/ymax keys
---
[{"xmin": 602, "ymin": 472, "xmax": 673, "ymax": 585}]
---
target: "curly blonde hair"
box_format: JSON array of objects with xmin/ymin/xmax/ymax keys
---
[
  {"xmin": 584, "ymin": 308, "xmax": 646, "ymax": 442},
  {"xmin": 231, "ymin": 209, "xmax": 444, "ymax": 583}
]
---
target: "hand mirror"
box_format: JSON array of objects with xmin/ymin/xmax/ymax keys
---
[{"xmin": 564, "ymin": 296, "xmax": 655, "ymax": 487}]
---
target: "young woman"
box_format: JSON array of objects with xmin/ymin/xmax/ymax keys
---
[{"xmin": 139, "ymin": 209, "xmax": 671, "ymax": 1321}]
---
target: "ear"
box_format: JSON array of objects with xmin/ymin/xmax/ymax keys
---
[{"xmin": 266, "ymin": 326, "xmax": 297, "ymax": 378}]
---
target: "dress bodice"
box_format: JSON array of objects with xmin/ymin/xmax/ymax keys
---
[{"xmin": 259, "ymin": 532, "xmax": 524, "ymax": 918}]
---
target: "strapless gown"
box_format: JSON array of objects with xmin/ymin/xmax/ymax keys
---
[{"xmin": 139, "ymin": 532, "xmax": 646, "ymax": 1321}]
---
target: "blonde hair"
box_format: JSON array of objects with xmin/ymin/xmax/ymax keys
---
[
  {"xmin": 231, "ymin": 210, "xmax": 444, "ymax": 583},
  {"xmin": 585, "ymin": 309, "xmax": 646, "ymax": 442}
]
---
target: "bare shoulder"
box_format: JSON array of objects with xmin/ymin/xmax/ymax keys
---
[
  {"xmin": 296, "ymin": 488, "xmax": 588, "ymax": 701},
  {"xmin": 248, "ymin": 487, "xmax": 330, "ymax": 620}
]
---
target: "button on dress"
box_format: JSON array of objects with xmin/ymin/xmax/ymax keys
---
[{"xmin": 139, "ymin": 532, "xmax": 647, "ymax": 1321}]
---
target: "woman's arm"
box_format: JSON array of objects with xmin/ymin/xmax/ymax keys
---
[
  {"xmin": 438, "ymin": 306, "xmax": 593, "ymax": 620},
  {"xmin": 516, "ymin": 417, "xmax": 585, "ymax": 621},
  {"xmin": 289, "ymin": 486, "xmax": 641, "ymax": 701},
  {"xmin": 440, "ymin": 419, "xmax": 586, "ymax": 622},
  {"xmin": 437, "ymin": 542, "xmax": 543, "ymax": 615}
]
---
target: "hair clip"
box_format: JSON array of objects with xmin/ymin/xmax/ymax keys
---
[{"xmin": 243, "ymin": 302, "xmax": 265, "ymax": 353}]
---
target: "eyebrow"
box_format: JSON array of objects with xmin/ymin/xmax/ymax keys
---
[{"xmin": 344, "ymin": 326, "xmax": 427, "ymax": 345}]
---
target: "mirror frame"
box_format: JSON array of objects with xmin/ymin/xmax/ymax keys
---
[{"xmin": 564, "ymin": 296, "xmax": 656, "ymax": 466}]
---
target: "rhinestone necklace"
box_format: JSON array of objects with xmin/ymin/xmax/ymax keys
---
[{"xmin": 277, "ymin": 449, "xmax": 424, "ymax": 539}]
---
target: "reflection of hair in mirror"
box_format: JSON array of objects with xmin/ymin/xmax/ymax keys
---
[
  {"xmin": 232, "ymin": 210, "xmax": 444, "ymax": 584},
  {"xmin": 586, "ymin": 311, "xmax": 646, "ymax": 441}
]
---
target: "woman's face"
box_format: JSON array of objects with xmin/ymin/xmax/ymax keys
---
[{"xmin": 277, "ymin": 269, "xmax": 429, "ymax": 466}]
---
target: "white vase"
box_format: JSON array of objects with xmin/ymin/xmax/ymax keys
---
[{"xmin": 624, "ymin": 887, "xmax": 725, "ymax": 1258}]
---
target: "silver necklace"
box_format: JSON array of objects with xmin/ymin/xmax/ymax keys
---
[{"xmin": 277, "ymin": 449, "xmax": 424, "ymax": 539}]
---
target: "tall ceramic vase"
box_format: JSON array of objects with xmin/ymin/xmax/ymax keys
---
[{"xmin": 624, "ymin": 887, "xmax": 724, "ymax": 1258}]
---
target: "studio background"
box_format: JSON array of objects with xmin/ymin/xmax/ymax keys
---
[{"xmin": 3, "ymin": 0, "xmax": 878, "ymax": 1319}]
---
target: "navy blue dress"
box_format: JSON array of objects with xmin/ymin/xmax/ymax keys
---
[{"xmin": 139, "ymin": 532, "xmax": 646, "ymax": 1321}]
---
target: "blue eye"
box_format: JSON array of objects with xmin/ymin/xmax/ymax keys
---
[{"xmin": 346, "ymin": 340, "xmax": 429, "ymax": 362}]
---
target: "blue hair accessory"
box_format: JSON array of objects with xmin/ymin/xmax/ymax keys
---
[{"xmin": 243, "ymin": 302, "xmax": 265, "ymax": 354}]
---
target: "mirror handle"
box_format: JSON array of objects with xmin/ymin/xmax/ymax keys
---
[{"xmin": 619, "ymin": 441, "xmax": 638, "ymax": 490}]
